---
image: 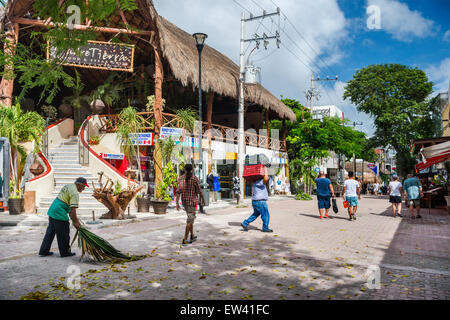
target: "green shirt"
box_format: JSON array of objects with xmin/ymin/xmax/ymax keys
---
[
  {"xmin": 57, "ymin": 183, "xmax": 79, "ymax": 208},
  {"xmin": 48, "ymin": 184, "xmax": 79, "ymax": 221}
]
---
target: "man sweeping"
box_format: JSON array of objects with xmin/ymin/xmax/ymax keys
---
[{"xmin": 38, "ymin": 177, "xmax": 88, "ymax": 257}]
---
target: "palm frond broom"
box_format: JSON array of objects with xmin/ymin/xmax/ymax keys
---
[{"xmin": 71, "ymin": 227, "xmax": 145, "ymax": 262}]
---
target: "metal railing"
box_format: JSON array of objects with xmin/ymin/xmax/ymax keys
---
[
  {"xmin": 97, "ymin": 112, "xmax": 286, "ymax": 152},
  {"xmin": 79, "ymin": 118, "xmax": 90, "ymax": 166}
]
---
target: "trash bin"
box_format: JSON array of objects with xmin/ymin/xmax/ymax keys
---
[{"xmin": 201, "ymin": 183, "xmax": 210, "ymax": 206}]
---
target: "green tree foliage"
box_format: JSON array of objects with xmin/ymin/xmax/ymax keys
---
[
  {"xmin": 0, "ymin": 0, "xmax": 138, "ymax": 105},
  {"xmin": 271, "ymin": 98, "xmax": 373, "ymax": 194},
  {"xmin": 0, "ymin": 102, "xmax": 45, "ymax": 196},
  {"xmin": 343, "ymin": 64, "xmax": 437, "ymax": 175}
]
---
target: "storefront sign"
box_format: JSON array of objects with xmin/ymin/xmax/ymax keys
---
[
  {"xmin": 129, "ymin": 133, "xmax": 155, "ymax": 145},
  {"xmin": 47, "ymin": 40, "xmax": 134, "ymax": 72},
  {"xmin": 160, "ymin": 127, "xmax": 187, "ymax": 142},
  {"xmin": 100, "ymin": 153, "xmax": 124, "ymax": 160}
]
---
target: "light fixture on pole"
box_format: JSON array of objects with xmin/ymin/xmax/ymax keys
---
[{"xmin": 192, "ymin": 32, "xmax": 207, "ymax": 184}]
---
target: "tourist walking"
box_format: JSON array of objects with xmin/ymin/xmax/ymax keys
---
[
  {"xmin": 233, "ymin": 172, "xmax": 241, "ymax": 204},
  {"xmin": 342, "ymin": 171, "xmax": 361, "ymax": 221},
  {"xmin": 373, "ymin": 181, "xmax": 380, "ymax": 197},
  {"xmin": 241, "ymin": 166, "xmax": 273, "ymax": 232},
  {"xmin": 388, "ymin": 175, "xmax": 403, "ymax": 218},
  {"xmin": 403, "ymin": 173, "xmax": 423, "ymax": 219},
  {"xmin": 38, "ymin": 177, "xmax": 87, "ymax": 257},
  {"xmin": 315, "ymin": 172, "xmax": 335, "ymax": 219},
  {"xmin": 176, "ymin": 164, "xmax": 206, "ymax": 245}
]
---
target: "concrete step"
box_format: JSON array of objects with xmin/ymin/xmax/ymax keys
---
[
  {"xmin": 39, "ymin": 202, "xmax": 102, "ymax": 209},
  {"xmin": 53, "ymin": 168, "xmax": 91, "ymax": 174},
  {"xmin": 54, "ymin": 173, "xmax": 94, "ymax": 178},
  {"xmin": 37, "ymin": 207, "xmax": 110, "ymax": 215},
  {"xmin": 51, "ymin": 164, "xmax": 85, "ymax": 169}
]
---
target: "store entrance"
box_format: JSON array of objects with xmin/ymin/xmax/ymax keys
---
[{"xmin": 217, "ymin": 163, "xmax": 236, "ymax": 200}]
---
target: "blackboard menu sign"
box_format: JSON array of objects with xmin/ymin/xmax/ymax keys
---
[{"xmin": 47, "ymin": 40, "xmax": 135, "ymax": 72}]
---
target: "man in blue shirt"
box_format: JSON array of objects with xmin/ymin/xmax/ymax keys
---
[
  {"xmin": 403, "ymin": 173, "xmax": 423, "ymax": 219},
  {"xmin": 315, "ymin": 172, "xmax": 335, "ymax": 219},
  {"xmin": 241, "ymin": 166, "xmax": 273, "ymax": 232}
]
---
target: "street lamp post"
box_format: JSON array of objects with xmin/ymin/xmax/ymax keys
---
[
  {"xmin": 193, "ymin": 33, "xmax": 207, "ymax": 213},
  {"xmin": 193, "ymin": 32, "xmax": 207, "ymax": 182}
]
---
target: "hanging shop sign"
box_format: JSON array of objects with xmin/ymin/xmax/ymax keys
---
[
  {"xmin": 160, "ymin": 127, "xmax": 187, "ymax": 142},
  {"xmin": 47, "ymin": 40, "xmax": 135, "ymax": 72},
  {"xmin": 367, "ymin": 163, "xmax": 378, "ymax": 174},
  {"xmin": 129, "ymin": 133, "xmax": 155, "ymax": 145},
  {"xmin": 100, "ymin": 153, "xmax": 124, "ymax": 160}
]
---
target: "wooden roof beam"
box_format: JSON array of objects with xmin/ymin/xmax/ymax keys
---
[{"xmin": 11, "ymin": 17, "xmax": 152, "ymax": 36}]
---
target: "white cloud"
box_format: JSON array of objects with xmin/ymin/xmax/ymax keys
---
[
  {"xmin": 153, "ymin": 0, "xmax": 348, "ymax": 102},
  {"xmin": 425, "ymin": 58, "xmax": 450, "ymax": 94},
  {"xmin": 444, "ymin": 30, "xmax": 450, "ymax": 42},
  {"xmin": 152, "ymin": 1, "xmax": 375, "ymax": 134},
  {"xmin": 367, "ymin": 0, "xmax": 434, "ymax": 42}
]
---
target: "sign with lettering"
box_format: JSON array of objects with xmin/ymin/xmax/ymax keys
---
[
  {"xmin": 129, "ymin": 133, "xmax": 155, "ymax": 145},
  {"xmin": 47, "ymin": 40, "xmax": 134, "ymax": 72},
  {"xmin": 100, "ymin": 153, "xmax": 124, "ymax": 160}
]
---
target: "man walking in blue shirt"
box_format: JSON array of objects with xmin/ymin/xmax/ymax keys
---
[
  {"xmin": 315, "ymin": 172, "xmax": 335, "ymax": 219},
  {"xmin": 241, "ymin": 167, "xmax": 273, "ymax": 232},
  {"xmin": 403, "ymin": 173, "xmax": 423, "ymax": 219}
]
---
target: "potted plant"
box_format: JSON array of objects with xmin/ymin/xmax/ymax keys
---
[
  {"xmin": 153, "ymin": 162, "xmax": 178, "ymax": 214},
  {"xmin": 89, "ymin": 135, "xmax": 100, "ymax": 145},
  {"xmin": 8, "ymin": 181, "xmax": 25, "ymax": 215},
  {"xmin": 136, "ymin": 193, "xmax": 150, "ymax": 213},
  {"xmin": 0, "ymin": 102, "xmax": 45, "ymax": 215}
]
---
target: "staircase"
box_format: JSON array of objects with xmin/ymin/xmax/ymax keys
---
[{"xmin": 37, "ymin": 137, "xmax": 107, "ymax": 218}]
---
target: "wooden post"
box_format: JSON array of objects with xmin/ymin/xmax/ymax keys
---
[
  {"xmin": 265, "ymin": 110, "xmax": 270, "ymax": 149},
  {"xmin": 0, "ymin": 23, "xmax": 19, "ymax": 107},
  {"xmin": 206, "ymin": 90, "xmax": 214, "ymax": 173},
  {"xmin": 151, "ymin": 35, "xmax": 164, "ymax": 193}
]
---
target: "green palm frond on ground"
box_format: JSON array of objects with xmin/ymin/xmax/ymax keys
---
[{"xmin": 72, "ymin": 227, "xmax": 146, "ymax": 262}]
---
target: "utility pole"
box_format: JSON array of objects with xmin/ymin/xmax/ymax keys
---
[
  {"xmin": 306, "ymin": 75, "xmax": 338, "ymax": 114},
  {"xmin": 352, "ymin": 121, "xmax": 363, "ymax": 177},
  {"xmin": 237, "ymin": 9, "xmax": 280, "ymax": 204}
]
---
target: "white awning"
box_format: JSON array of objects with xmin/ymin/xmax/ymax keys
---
[{"xmin": 422, "ymin": 141, "xmax": 450, "ymax": 159}]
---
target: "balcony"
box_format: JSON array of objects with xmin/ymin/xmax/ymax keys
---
[{"xmin": 97, "ymin": 112, "xmax": 287, "ymax": 152}]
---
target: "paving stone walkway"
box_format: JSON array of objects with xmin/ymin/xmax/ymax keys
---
[{"xmin": 0, "ymin": 195, "xmax": 448, "ymax": 300}]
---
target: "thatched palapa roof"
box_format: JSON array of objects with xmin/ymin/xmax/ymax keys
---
[
  {"xmin": 0, "ymin": 0, "xmax": 296, "ymax": 121},
  {"xmin": 155, "ymin": 15, "xmax": 296, "ymax": 121}
]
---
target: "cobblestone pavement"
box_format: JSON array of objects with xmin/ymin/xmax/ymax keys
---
[{"xmin": 0, "ymin": 195, "xmax": 448, "ymax": 300}]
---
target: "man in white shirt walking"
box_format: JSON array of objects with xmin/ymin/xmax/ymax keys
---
[
  {"xmin": 342, "ymin": 171, "xmax": 361, "ymax": 221},
  {"xmin": 387, "ymin": 175, "xmax": 403, "ymax": 218}
]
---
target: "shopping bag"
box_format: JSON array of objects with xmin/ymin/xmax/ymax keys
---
[
  {"xmin": 332, "ymin": 198, "xmax": 338, "ymax": 213},
  {"xmin": 343, "ymin": 200, "xmax": 349, "ymax": 208}
]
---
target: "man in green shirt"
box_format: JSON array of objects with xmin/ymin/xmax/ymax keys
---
[{"xmin": 38, "ymin": 177, "xmax": 88, "ymax": 257}]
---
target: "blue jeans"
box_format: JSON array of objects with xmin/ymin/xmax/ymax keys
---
[{"xmin": 242, "ymin": 200, "xmax": 270, "ymax": 231}]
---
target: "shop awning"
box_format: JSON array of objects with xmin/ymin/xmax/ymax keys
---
[{"xmin": 415, "ymin": 141, "xmax": 450, "ymax": 171}]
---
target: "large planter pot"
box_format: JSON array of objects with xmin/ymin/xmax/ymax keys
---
[
  {"xmin": 152, "ymin": 200, "xmax": 169, "ymax": 215},
  {"xmin": 124, "ymin": 170, "xmax": 137, "ymax": 179},
  {"xmin": 136, "ymin": 197, "xmax": 150, "ymax": 213},
  {"xmin": 30, "ymin": 162, "xmax": 44, "ymax": 176},
  {"xmin": 8, "ymin": 198, "xmax": 25, "ymax": 215},
  {"xmin": 58, "ymin": 104, "xmax": 73, "ymax": 117},
  {"xmin": 90, "ymin": 99, "xmax": 105, "ymax": 114}
]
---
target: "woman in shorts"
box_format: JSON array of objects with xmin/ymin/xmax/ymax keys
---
[{"xmin": 388, "ymin": 175, "xmax": 403, "ymax": 218}]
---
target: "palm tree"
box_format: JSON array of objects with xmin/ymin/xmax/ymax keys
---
[
  {"xmin": 91, "ymin": 73, "xmax": 124, "ymax": 114},
  {"xmin": 116, "ymin": 106, "xmax": 146, "ymax": 184},
  {"xmin": 62, "ymin": 70, "xmax": 90, "ymax": 122},
  {"xmin": 0, "ymin": 102, "xmax": 45, "ymax": 197}
]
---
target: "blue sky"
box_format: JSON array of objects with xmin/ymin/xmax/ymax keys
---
[{"xmin": 154, "ymin": 0, "xmax": 450, "ymax": 138}]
